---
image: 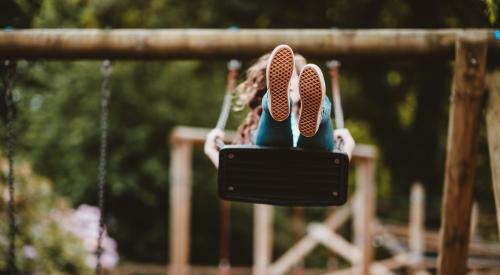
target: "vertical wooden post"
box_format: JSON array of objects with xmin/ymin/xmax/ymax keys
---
[
  {"xmin": 292, "ymin": 207, "xmax": 305, "ymax": 274},
  {"xmin": 409, "ymin": 183, "xmax": 425, "ymax": 264},
  {"xmin": 485, "ymin": 71, "xmax": 500, "ymax": 239},
  {"xmin": 254, "ymin": 204, "xmax": 273, "ymax": 275},
  {"xmin": 470, "ymin": 202, "xmax": 479, "ymax": 241},
  {"xmin": 169, "ymin": 140, "xmax": 193, "ymax": 275},
  {"xmin": 355, "ymin": 158, "xmax": 376, "ymax": 275},
  {"xmin": 219, "ymin": 201, "xmax": 231, "ymax": 275},
  {"xmin": 437, "ymin": 31, "xmax": 488, "ymax": 275},
  {"xmin": 352, "ymin": 188, "xmax": 364, "ymax": 249}
]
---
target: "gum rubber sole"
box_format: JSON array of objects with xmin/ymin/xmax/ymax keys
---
[
  {"xmin": 267, "ymin": 45, "xmax": 294, "ymax": 122},
  {"xmin": 298, "ymin": 65, "xmax": 325, "ymax": 137}
]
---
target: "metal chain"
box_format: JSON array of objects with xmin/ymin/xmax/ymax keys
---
[
  {"xmin": 3, "ymin": 60, "xmax": 18, "ymax": 275},
  {"xmin": 215, "ymin": 59, "xmax": 241, "ymax": 130},
  {"xmin": 96, "ymin": 60, "xmax": 112, "ymax": 275},
  {"xmin": 335, "ymin": 137, "xmax": 345, "ymax": 151},
  {"xmin": 214, "ymin": 60, "xmax": 241, "ymax": 149},
  {"xmin": 326, "ymin": 60, "xmax": 345, "ymax": 152}
]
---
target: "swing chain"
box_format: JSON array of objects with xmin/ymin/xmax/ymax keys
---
[
  {"xmin": 3, "ymin": 59, "xmax": 18, "ymax": 274},
  {"xmin": 335, "ymin": 137, "xmax": 344, "ymax": 152},
  {"xmin": 96, "ymin": 60, "xmax": 112, "ymax": 275}
]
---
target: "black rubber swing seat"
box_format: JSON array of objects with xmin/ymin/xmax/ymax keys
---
[{"xmin": 218, "ymin": 145, "xmax": 349, "ymax": 206}]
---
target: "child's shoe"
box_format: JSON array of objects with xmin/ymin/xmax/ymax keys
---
[
  {"xmin": 266, "ymin": 44, "xmax": 294, "ymax": 121},
  {"xmin": 298, "ymin": 64, "xmax": 325, "ymax": 137}
]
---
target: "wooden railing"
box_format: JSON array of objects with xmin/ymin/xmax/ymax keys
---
[{"xmin": 169, "ymin": 126, "xmax": 378, "ymax": 275}]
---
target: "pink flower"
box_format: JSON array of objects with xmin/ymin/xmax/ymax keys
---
[
  {"xmin": 22, "ymin": 245, "xmax": 37, "ymax": 259},
  {"xmin": 51, "ymin": 204, "xmax": 119, "ymax": 269}
]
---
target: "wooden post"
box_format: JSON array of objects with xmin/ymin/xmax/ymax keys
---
[
  {"xmin": 486, "ymin": 71, "xmax": 500, "ymax": 239},
  {"xmin": 355, "ymin": 158, "xmax": 376, "ymax": 275},
  {"xmin": 352, "ymin": 189, "xmax": 364, "ymax": 249},
  {"xmin": 219, "ymin": 201, "xmax": 231, "ymax": 275},
  {"xmin": 409, "ymin": 183, "xmax": 425, "ymax": 270},
  {"xmin": 292, "ymin": 207, "xmax": 305, "ymax": 274},
  {"xmin": 254, "ymin": 204, "xmax": 273, "ymax": 275},
  {"xmin": 169, "ymin": 140, "xmax": 193, "ymax": 275},
  {"xmin": 470, "ymin": 202, "xmax": 479, "ymax": 241},
  {"xmin": 437, "ymin": 31, "xmax": 488, "ymax": 275}
]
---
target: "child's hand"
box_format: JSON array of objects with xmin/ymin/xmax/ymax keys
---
[
  {"xmin": 204, "ymin": 129, "xmax": 225, "ymax": 152},
  {"xmin": 334, "ymin": 128, "xmax": 355, "ymax": 161},
  {"xmin": 204, "ymin": 129, "xmax": 225, "ymax": 168}
]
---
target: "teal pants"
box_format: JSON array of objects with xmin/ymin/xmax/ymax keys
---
[{"xmin": 255, "ymin": 93, "xmax": 335, "ymax": 151}]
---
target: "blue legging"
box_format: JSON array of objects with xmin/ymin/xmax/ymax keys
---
[{"xmin": 255, "ymin": 93, "xmax": 335, "ymax": 151}]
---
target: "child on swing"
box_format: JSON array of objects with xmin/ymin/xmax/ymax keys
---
[{"xmin": 205, "ymin": 45, "xmax": 355, "ymax": 167}]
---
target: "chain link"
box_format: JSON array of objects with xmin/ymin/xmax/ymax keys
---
[
  {"xmin": 96, "ymin": 60, "xmax": 112, "ymax": 275},
  {"xmin": 335, "ymin": 136, "xmax": 345, "ymax": 152},
  {"xmin": 3, "ymin": 59, "xmax": 18, "ymax": 275}
]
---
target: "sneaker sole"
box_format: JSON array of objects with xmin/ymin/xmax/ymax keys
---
[
  {"xmin": 266, "ymin": 45, "xmax": 294, "ymax": 122},
  {"xmin": 298, "ymin": 64, "xmax": 325, "ymax": 137}
]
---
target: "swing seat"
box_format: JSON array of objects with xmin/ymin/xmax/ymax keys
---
[{"xmin": 218, "ymin": 145, "xmax": 349, "ymax": 206}]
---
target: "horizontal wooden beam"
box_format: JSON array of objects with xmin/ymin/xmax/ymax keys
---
[
  {"xmin": 169, "ymin": 126, "xmax": 238, "ymax": 146},
  {"xmin": 383, "ymin": 224, "xmax": 500, "ymax": 257},
  {"xmin": 0, "ymin": 29, "xmax": 499, "ymax": 60},
  {"xmin": 169, "ymin": 126, "xmax": 377, "ymax": 160}
]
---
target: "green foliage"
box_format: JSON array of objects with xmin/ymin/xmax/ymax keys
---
[
  {"xmin": 0, "ymin": 158, "xmax": 91, "ymax": 274},
  {"xmin": 484, "ymin": 0, "xmax": 498, "ymax": 25},
  {"xmin": 10, "ymin": 59, "xmax": 228, "ymax": 262}
]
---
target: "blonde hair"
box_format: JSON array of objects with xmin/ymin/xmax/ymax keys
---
[{"xmin": 233, "ymin": 52, "xmax": 306, "ymax": 144}]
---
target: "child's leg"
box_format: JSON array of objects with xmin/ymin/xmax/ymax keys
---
[
  {"xmin": 256, "ymin": 93, "xmax": 294, "ymax": 147},
  {"xmin": 296, "ymin": 64, "xmax": 334, "ymax": 151},
  {"xmin": 256, "ymin": 44, "xmax": 295, "ymax": 147},
  {"xmin": 297, "ymin": 96, "xmax": 334, "ymax": 151}
]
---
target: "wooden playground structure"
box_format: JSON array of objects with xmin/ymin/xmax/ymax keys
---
[
  {"xmin": 1, "ymin": 29, "xmax": 500, "ymax": 274},
  {"xmin": 169, "ymin": 126, "xmax": 500, "ymax": 275}
]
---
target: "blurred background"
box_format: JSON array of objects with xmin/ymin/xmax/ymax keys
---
[{"xmin": 0, "ymin": 0, "xmax": 499, "ymax": 274}]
